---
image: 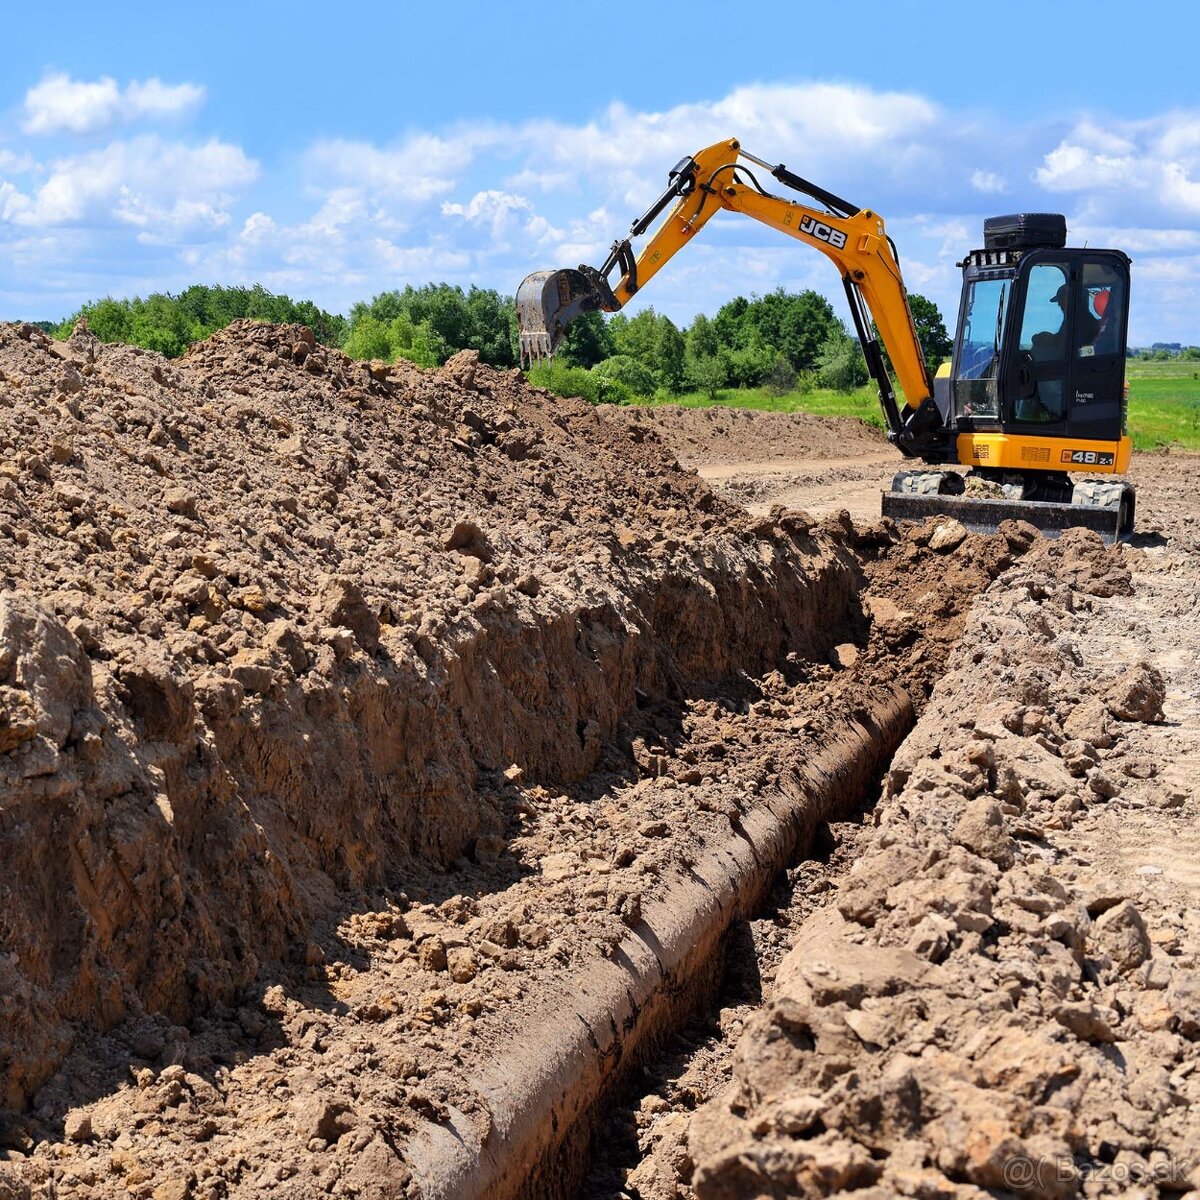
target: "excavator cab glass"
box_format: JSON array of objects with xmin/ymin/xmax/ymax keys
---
[
  {"xmin": 951, "ymin": 274, "xmax": 1012, "ymax": 424},
  {"xmin": 949, "ymin": 245, "xmax": 1130, "ymax": 444},
  {"xmin": 1014, "ymin": 261, "xmax": 1072, "ymax": 424}
]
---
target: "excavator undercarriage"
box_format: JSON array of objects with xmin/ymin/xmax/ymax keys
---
[{"xmin": 883, "ymin": 470, "xmax": 1134, "ymax": 542}]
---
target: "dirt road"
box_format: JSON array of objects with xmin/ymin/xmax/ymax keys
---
[{"xmin": 697, "ymin": 452, "xmax": 899, "ymax": 525}]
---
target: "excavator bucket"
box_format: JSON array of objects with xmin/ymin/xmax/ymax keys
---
[
  {"xmin": 881, "ymin": 491, "xmax": 1133, "ymax": 544},
  {"xmin": 516, "ymin": 268, "xmax": 604, "ymax": 365}
]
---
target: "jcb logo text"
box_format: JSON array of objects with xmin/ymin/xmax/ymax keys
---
[{"xmin": 800, "ymin": 215, "xmax": 847, "ymax": 250}]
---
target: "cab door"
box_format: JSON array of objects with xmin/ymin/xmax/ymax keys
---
[
  {"xmin": 1066, "ymin": 254, "xmax": 1129, "ymax": 444},
  {"xmin": 1005, "ymin": 258, "xmax": 1073, "ymax": 432}
]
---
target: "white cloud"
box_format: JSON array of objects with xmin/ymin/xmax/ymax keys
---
[
  {"xmin": 124, "ymin": 79, "xmax": 206, "ymax": 121},
  {"xmin": 23, "ymin": 74, "xmax": 121, "ymax": 135},
  {"xmin": 304, "ymin": 133, "xmax": 481, "ymax": 203},
  {"xmin": 1070, "ymin": 224, "xmax": 1200, "ymax": 254},
  {"xmin": 485, "ymin": 83, "xmax": 940, "ymax": 216},
  {"xmin": 441, "ymin": 189, "xmax": 564, "ymax": 247},
  {"xmin": 1036, "ymin": 142, "xmax": 1141, "ymax": 191},
  {"xmin": 239, "ymin": 211, "xmax": 277, "ymax": 243},
  {"xmin": 970, "ymin": 169, "xmax": 1006, "ymax": 194},
  {"xmin": 22, "ymin": 72, "xmax": 205, "ymax": 136},
  {"xmin": 2, "ymin": 137, "xmax": 257, "ymax": 232},
  {"xmin": 0, "ymin": 150, "xmax": 36, "ymax": 174},
  {"xmin": 1161, "ymin": 162, "xmax": 1200, "ymax": 213},
  {"xmin": 1035, "ymin": 113, "xmax": 1200, "ymax": 217}
]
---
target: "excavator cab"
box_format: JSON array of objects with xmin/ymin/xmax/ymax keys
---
[
  {"xmin": 947, "ymin": 222, "xmax": 1130, "ymax": 449},
  {"xmin": 894, "ymin": 215, "xmax": 1135, "ymax": 535}
]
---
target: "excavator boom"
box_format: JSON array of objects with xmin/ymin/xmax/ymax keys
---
[{"xmin": 515, "ymin": 137, "xmax": 942, "ymax": 457}]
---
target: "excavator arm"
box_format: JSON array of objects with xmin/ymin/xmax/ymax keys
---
[{"xmin": 516, "ymin": 137, "xmax": 943, "ymax": 455}]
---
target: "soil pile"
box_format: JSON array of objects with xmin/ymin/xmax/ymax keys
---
[{"xmin": 682, "ymin": 531, "xmax": 1200, "ymax": 1198}]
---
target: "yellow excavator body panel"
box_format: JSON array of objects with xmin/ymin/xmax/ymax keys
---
[{"xmin": 955, "ymin": 433, "xmax": 1133, "ymax": 475}]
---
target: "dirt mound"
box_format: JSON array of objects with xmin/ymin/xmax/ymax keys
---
[
  {"xmin": 0, "ymin": 320, "xmax": 868, "ymax": 1131},
  {"xmin": 684, "ymin": 531, "xmax": 1200, "ymax": 1198},
  {"xmin": 602, "ymin": 405, "xmax": 887, "ymax": 468}
]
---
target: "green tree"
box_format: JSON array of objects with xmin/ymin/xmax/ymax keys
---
[
  {"xmin": 348, "ymin": 283, "xmax": 517, "ymax": 367},
  {"xmin": 686, "ymin": 312, "xmax": 720, "ymax": 359},
  {"xmin": 764, "ymin": 354, "xmax": 798, "ymax": 397},
  {"xmin": 608, "ymin": 307, "xmax": 686, "ymax": 391},
  {"xmin": 684, "ymin": 352, "xmax": 726, "ymax": 400},
  {"xmin": 591, "ymin": 354, "xmax": 656, "ymax": 397},
  {"xmin": 128, "ymin": 294, "xmax": 192, "ymax": 357},
  {"xmin": 56, "ymin": 285, "xmax": 347, "ymax": 356},
  {"xmin": 655, "ymin": 320, "xmax": 686, "ymax": 393},
  {"xmin": 906, "ymin": 292, "xmax": 952, "ymax": 373},
  {"xmin": 703, "ymin": 289, "xmax": 840, "ymax": 373},
  {"xmin": 342, "ymin": 314, "xmax": 392, "ymax": 362},
  {"xmin": 76, "ymin": 297, "xmax": 133, "ymax": 344},
  {"xmin": 816, "ymin": 328, "xmax": 869, "ymax": 392},
  {"xmin": 558, "ymin": 310, "xmax": 614, "ymax": 367},
  {"xmin": 713, "ymin": 296, "xmax": 751, "ymax": 350},
  {"xmin": 746, "ymin": 288, "xmax": 839, "ymax": 372},
  {"xmin": 610, "ymin": 308, "xmax": 662, "ymax": 365},
  {"xmin": 719, "ymin": 332, "xmax": 777, "ymax": 388}
]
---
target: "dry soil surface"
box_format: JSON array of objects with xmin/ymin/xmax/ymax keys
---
[
  {"xmin": 583, "ymin": 412, "xmax": 1200, "ymax": 1200},
  {"xmin": 2, "ymin": 368, "xmax": 1197, "ymax": 1200}
]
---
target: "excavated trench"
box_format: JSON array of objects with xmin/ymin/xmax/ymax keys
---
[
  {"xmin": 398, "ymin": 522, "xmax": 1024, "ymax": 1200},
  {"xmin": 1, "ymin": 513, "xmax": 1023, "ymax": 1200},
  {"xmin": 407, "ymin": 701, "xmax": 911, "ymax": 1200}
]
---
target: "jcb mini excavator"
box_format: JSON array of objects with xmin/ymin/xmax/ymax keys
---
[{"xmin": 516, "ymin": 137, "xmax": 1135, "ymax": 540}]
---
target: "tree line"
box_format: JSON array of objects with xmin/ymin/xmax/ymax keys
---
[
  {"xmin": 52, "ymin": 285, "xmax": 349, "ymax": 357},
  {"xmin": 1132, "ymin": 346, "xmax": 1200, "ymax": 360},
  {"xmin": 46, "ymin": 281, "xmax": 953, "ymax": 404}
]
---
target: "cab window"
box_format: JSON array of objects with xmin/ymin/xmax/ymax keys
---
[
  {"xmin": 1012, "ymin": 263, "xmax": 1070, "ymax": 423},
  {"xmin": 1019, "ymin": 263, "xmax": 1069, "ymax": 360},
  {"xmin": 1079, "ymin": 262, "xmax": 1125, "ymax": 358},
  {"xmin": 953, "ymin": 276, "xmax": 1009, "ymax": 418}
]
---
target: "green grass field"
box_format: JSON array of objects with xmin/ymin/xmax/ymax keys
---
[
  {"xmin": 632, "ymin": 359, "xmax": 1200, "ymax": 452},
  {"xmin": 632, "ymin": 383, "xmax": 887, "ymax": 427},
  {"xmin": 1125, "ymin": 358, "xmax": 1200, "ymax": 450}
]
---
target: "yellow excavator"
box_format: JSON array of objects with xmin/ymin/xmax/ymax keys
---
[{"xmin": 516, "ymin": 137, "xmax": 1135, "ymax": 540}]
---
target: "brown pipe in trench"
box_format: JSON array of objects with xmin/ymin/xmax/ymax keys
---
[{"xmin": 405, "ymin": 684, "xmax": 914, "ymax": 1199}]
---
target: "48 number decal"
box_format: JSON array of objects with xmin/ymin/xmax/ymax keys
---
[{"xmin": 1060, "ymin": 449, "xmax": 1115, "ymax": 466}]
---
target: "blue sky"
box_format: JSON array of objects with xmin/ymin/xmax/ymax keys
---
[{"xmin": 2, "ymin": 0, "xmax": 1198, "ymax": 345}]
